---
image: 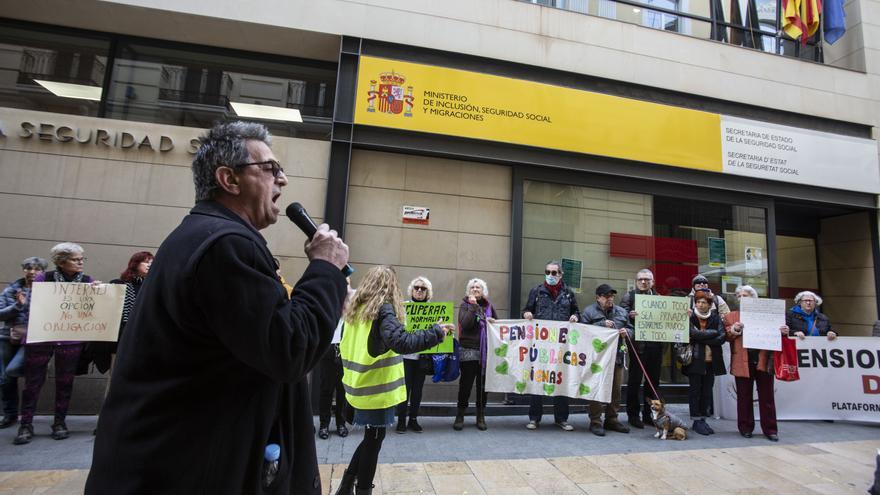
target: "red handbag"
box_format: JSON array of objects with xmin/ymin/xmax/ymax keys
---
[{"xmin": 774, "ymin": 336, "xmax": 800, "ymax": 381}]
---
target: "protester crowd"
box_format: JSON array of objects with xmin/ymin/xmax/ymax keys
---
[
  {"xmin": 0, "ymin": 121, "xmax": 847, "ymax": 495},
  {"xmin": 0, "ymin": 252, "xmax": 836, "ymax": 447}
]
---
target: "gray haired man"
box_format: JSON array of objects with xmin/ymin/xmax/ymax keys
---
[{"xmin": 88, "ymin": 122, "xmax": 349, "ymax": 495}]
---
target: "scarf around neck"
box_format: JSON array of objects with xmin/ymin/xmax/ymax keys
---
[
  {"xmin": 694, "ymin": 306, "xmax": 712, "ymax": 320},
  {"xmin": 53, "ymin": 270, "xmax": 85, "ymax": 283}
]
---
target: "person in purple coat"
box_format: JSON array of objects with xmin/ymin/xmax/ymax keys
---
[{"xmin": 14, "ymin": 242, "xmax": 96, "ymax": 445}]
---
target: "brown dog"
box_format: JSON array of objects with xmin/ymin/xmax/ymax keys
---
[{"xmin": 649, "ymin": 399, "xmax": 687, "ymax": 440}]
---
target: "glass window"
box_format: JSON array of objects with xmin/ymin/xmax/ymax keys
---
[
  {"xmin": 521, "ymin": 181, "xmax": 769, "ymax": 385},
  {"xmin": 105, "ymin": 41, "xmax": 336, "ymax": 139},
  {"xmin": 521, "ymin": 180, "xmax": 654, "ymax": 315},
  {"xmin": 0, "ymin": 25, "xmax": 109, "ymax": 116},
  {"xmin": 652, "ymin": 196, "xmax": 768, "ymax": 304}
]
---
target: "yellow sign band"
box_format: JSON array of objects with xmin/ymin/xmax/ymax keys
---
[{"xmin": 354, "ymin": 56, "xmax": 722, "ymax": 173}]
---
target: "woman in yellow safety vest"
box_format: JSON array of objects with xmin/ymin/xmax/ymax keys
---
[{"xmin": 336, "ymin": 265, "xmax": 453, "ymax": 495}]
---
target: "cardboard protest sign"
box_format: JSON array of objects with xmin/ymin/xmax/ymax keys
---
[
  {"xmin": 740, "ymin": 297, "xmax": 785, "ymax": 351},
  {"xmin": 634, "ymin": 294, "xmax": 689, "ymax": 343},
  {"xmin": 27, "ymin": 282, "xmax": 125, "ymax": 343},
  {"xmin": 486, "ymin": 319, "xmax": 618, "ymax": 403},
  {"xmin": 405, "ymin": 301, "xmax": 454, "ymax": 353}
]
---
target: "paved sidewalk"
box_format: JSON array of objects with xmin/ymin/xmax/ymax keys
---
[
  {"xmin": 1, "ymin": 439, "xmax": 876, "ymax": 494},
  {"xmin": 1, "ymin": 408, "xmax": 878, "ymax": 494}
]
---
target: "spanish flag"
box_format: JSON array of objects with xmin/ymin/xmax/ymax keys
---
[{"xmin": 782, "ymin": 0, "xmax": 823, "ymax": 45}]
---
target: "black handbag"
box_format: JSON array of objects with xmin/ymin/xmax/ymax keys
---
[{"xmin": 674, "ymin": 342, "xmax": 693, "ymax": 366}]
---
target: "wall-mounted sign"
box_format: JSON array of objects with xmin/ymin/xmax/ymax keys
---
[
  {"xmin": 18, "ymin": 121, "xmax": 201, "ymax": 154},
  {"xmin": 708, "ymin": 237, "xmax": 726, "ymax": 268},
  {"xmin": 402, "ymin": 205, "xmax": 429, "ymax": 225},
  {"xmin": 354, "ymin": 56, "xmax": 880, "ymax": 194},
  {"xmin": 745, "ymin": 246, "xmax": 763, "ymax": 275},
  {"xmin": 561, "ymin": 258, "xmax": 582, "ymax": 293}
]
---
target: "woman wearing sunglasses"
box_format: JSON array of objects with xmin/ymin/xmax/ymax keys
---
[{"xmin": 396, "ymin": 276, "xmax": 435, "ymax": 434}]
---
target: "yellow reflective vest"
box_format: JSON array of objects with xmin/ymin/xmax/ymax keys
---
[{"xmin": 339, "ymin": 319, "xmax": 406, "ymax": 410}]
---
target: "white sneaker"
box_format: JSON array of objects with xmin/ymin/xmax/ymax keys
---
[
  {"xmin": 526, "ymin": 420, "xmax": 538, "ymax": 430},
  {"xmin": 555, "ymin": 421, "xmax": 574, "ymax": 431}
]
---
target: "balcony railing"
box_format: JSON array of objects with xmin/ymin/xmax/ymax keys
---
[{"xmin": 520, "ymin": 0, "xmax": 823, "ymax": 63}]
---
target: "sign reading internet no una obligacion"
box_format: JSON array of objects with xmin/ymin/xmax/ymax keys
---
[
  {"xmin": 634, "ymin": 294, "xmax": 690, "ymax": 343},
  {"xmin": 27, "ymin": 282, "xmax": 125, "ymax": 343}
]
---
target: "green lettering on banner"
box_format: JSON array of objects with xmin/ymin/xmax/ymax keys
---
[
  {"xmin": 634, "ymin": 294, "xmax": 690, "ymax": 343},
  {"xmin": 404, "ymin": 302, "xmax": 454, "ymax": 354}
]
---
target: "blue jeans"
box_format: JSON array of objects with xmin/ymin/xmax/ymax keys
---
[{"xmin": 0, "ymin": 338, "xmax": 23, "ymax": 416}]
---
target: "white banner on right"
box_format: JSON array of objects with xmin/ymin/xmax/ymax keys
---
[{"xmin": 718, "ymin": 337, "xmax": 880, "ymax": 423}]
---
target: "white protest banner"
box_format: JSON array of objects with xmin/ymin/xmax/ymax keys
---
[
  {"xmin": 633, "ymin": 294, "xmax": 689, "ymax": 343},
  {"xmin": 27, "ymin": 282, "xmax": 125, "ymax": 343},
  {"xmin": 716, "ymin": 337, "xmax": 880, "ymax": 423},
  {"xmin": 740, "ymin": 297, "xmax": 785, "ymax": 351},
  {"xmin": 486, "ymin": 319, "xmax": 618, "ymax": 403}
]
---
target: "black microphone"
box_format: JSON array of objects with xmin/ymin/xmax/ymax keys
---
[{"xmin": 285, "ymin": 202, "xmax": 354, "ymax": 277}]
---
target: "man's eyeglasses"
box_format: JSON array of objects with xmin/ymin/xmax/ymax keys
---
[
  {"xmin": 69, "ymin": 257, "xmax": 87, "ymax": 264},
  {"xmin": 413, "ymin": 286, "xmax": 428, "ymax": 292},
  {"xmin": 235, "ymin": 159, "xmax": 285, "ymax": 179},
  {"xmin": 545, "ymin": 270, "xmax": 560, "ymax": 276},
  {"xmin": 637, "ymin": 278, "xmax": 653, "ymax": 282}
]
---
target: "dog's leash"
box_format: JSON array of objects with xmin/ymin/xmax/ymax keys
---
[{"xmin": 622, "ymin": 331, "xmax": 663, "ymax": 403}]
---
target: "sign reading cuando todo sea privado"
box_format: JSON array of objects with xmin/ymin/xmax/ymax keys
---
[
  {"xmin": 27, "ymin": 282, "xmax": 125, "ymax": 343},
  {"xmin": 404, "ymin": 302, "xmax": 454, "ymax": 354},
  {"xmin": 486, "ymin": 320, "xmax": 618, "ymax": 403},
  {"xmin": 633, "ymin": 294, "xmax": 690, "ymax": 343}
]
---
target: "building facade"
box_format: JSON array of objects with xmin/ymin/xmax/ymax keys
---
[{"xmin": 1, "ymin": 0, "xmax": 878, "ymax": 411}]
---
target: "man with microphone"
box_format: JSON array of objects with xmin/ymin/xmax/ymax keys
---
[{"xmin": 86, "ymin": 122, "xmax": 349, "ymax": 495}]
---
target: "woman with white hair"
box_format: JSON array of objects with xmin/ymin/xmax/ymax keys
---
[
  {"xmin": 454, "ymin": 277, "xmax": 497, "ymax": 431},
  {"xmin": 396, "ymin": 276, "xmax": 435, "ymax": 434},
  {"xmin": 724, "ymin": 285, "xmax": 789, "ymax": 442},
  {"xmin": 14, "ymin": 242, "xmax": 96, "ymax": 445},
  {"xmin": 786, "ymin": 291, "xmax": 836, "ymax": 340}
]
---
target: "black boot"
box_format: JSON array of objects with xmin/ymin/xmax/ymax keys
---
[
  {"xmin": 476, "ymin": 407, "xmax": 487, "ymax": 431},
  {"xmin": 334, "ymin": 469, "xmax": 357, "ymax": 495},
  {"xmin": 453, "ymin": 407, "xmax": 465, "ymax": 431},
  {"xmin": 395, "ymin": 416, "xmax": 406, "ymax": 434},
  {"xmin": 355, "ymin": 484, "xmax": 374, "ymax": 495}
]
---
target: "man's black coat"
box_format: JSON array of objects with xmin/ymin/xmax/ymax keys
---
[{"xmin": 86, "ymin": 201, "xmax": 346, "ymax": 495}]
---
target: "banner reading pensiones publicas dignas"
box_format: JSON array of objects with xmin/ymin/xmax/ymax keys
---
[
  {"xmin": 486, "ymin": 320, "xmax": 618, "ymax": 403},
  {"xmin": 774, "ymin": 337, "xmax": 880, "ymax": 422}
]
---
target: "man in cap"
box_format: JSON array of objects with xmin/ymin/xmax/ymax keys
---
[{"xmin": 581, "ymin": 284, "xmax": 632, "ymax": 436}]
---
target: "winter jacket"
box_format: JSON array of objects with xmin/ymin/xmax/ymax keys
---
[
  {"xmin": 620, "ymin": 288, "xmax": 663, "ymax": 352},
  {"xmin": 86, "ymin": 200, "xmax": 347, "ymax": 495},
  {"xmin": 367, "ymin": 303, "xmax": 444, "ymax": 357},
  {"xmin": 786, "ymin": 307, "xmax": 832, "ymax": 337},
  {"xmin": 682, "ymin": 311, "xmax": 727, "ymax": 376},
  {"xmin": 581, "ymin": 301, "xmax": 632, "ymax": 365},
  {"xmin": 458, "ymin": 297, "xmax": 497, "ymax": 350},
  {"xmin": 522, "ymin": 282, "xmax": 580, "ymax": 322},
  {"xmin": 0, "ymin": 279, "xmax": 28, "ymax": 338}
]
